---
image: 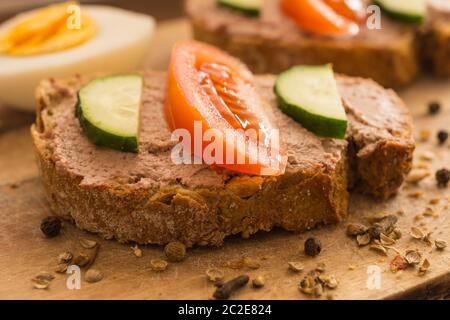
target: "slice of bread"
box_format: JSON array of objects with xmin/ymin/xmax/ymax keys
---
[
  {"xmin": 422, "ymin": 21, "xmax": 450, "ymax": 76},
  {"xmin": 186, "ymin": 0, "xmax": 450, "ymax": 87},
  {"xmin": 425, "ymin": 0, "xmax": 450, "ymax": 76},
  {"xmin": 31, "ymin": 71, "xmax": 413, "ymax": 246},
  {"xmin": 186, "ymin": 0, "xmax": 419, "ymax": 88}
]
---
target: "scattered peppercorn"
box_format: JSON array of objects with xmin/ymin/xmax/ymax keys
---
[
  {"xmin": 346, "ymin": 223, "xmax": 368, "ymax": 236},
  {"xmin": 40, "ymin": 216, "xmax": 61, "ymax": 238},
  {"xmin": 436, "ymin": 169, "xmax": 450, "ymax": 187},
  {"xmin": 375, "ymin": 215, "xmax": 398, "ymax": 236},
  {"xmin": 428, "ymin": 101, "xmax": 441, "ymax": 115},
  {"xmin": 437, "ymin": 130, "xmax": 449, "ymax": 145},
  {"xmin": 85, "ymin": 269, "xmax": 104, "ymax": 283},
  {"xmin": 304, "ymin": 237, "xmax": 322, "ymax": 257},
  {"xmin": 252, "ymin": 275, "xmax": 266, "ymax": 288},
  {"xmin": 164, "ymin": 241, "xmax": 186, "ymax": 262},
  {"xmin": 367, "ymin": 225, "xmax": 382, "ymax": 240},
  {"xmin": 150, "ymin": 259, "xmax": 168, "ymax": 272},
  {"xmin": 206, "ymin": 268, "xmax": 225, "ymax": 282}
]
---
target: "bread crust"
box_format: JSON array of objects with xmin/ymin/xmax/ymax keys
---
[{"xmin": 422, "ymin": 22, "xmax": 450, "ymax": 77}]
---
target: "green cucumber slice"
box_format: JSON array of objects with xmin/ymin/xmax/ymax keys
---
[
  {"xmin": 76, "ymin": 75, "xmax": 143, "ymax": 153},
  {"xmin": 275, "ymin": 65, "xmax": 348, "ymax": 139},
  {"xmin": 375, "ymin": 0, "xmax": 426, "ymax": 24},
  {"xmin": 218, "ymin": 0, "xmax": 262, "ymax": 16}
]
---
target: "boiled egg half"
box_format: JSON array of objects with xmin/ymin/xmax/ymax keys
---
[{"xmin": 0, "ymin": 2, "xmax": 155, "ymax": 111}]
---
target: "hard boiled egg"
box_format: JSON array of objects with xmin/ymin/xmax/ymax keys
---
[{"xmin": 0, "ymin": 5, "xmax": 155, "ymax": 111}]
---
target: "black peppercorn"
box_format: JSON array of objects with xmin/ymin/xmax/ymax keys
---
[
  {"xmin": 436, "ymin": 169, "xmax": 450, "ymax": 188},
  {"xmin": 437, "ymin": 130, "xmax": 449, "ymax": 145},
  {"xmin": 40, "ymin": 216, "xmax": 62, "ymax": 238},
  {"xmin": 304, "ymin": 237, "xmax": 322, "ymax": 257},
  {"xmin": 368, "ymin": 225, "xmax": 382, "ymax": 240},
  {"xmin": 428, "ymin": 101, "xmax": 441, "ymax": 115}
]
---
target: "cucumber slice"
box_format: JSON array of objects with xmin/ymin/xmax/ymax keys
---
[
  {"xmin": 275, "ymin": 65, "xmax": 348, "ymax": 139},
  {"xmin": 76, "ymin": 75, "xmax": 143, "ymax": 153},
  {"xmin": 375, "ymin": 0, "xmax": 426, "ymax": 24},
  {"xmin": 218, "ymin": 0, "xmax": 262, "ymax": 16}
]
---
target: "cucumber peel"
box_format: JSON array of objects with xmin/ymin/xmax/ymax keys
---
[
  {"xmin": 375, "ymin": 0, "xmax": 426, "ymax": 24},
  {"xmin": 218, "ymin": 0, "xmax": 262, "ymax": 17},
  {"xmin": 275, "ymin": 65, "xmax": 348, "ymax": 139},
  {"xmin": 76, "ymin": 75, "xmax": 143, "ymax": 153}
]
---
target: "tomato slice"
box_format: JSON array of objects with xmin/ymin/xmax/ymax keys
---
[
  {"xmin": 280, "ymin": 0, "xmax": 360, "ymax": 36},
  {"xmin": 165, "ymin": 40, "xmax": 286, "ymax": 176},
  {"xmin": 323, "ymin": 0, "xmax": 367, "ymax": 23}
]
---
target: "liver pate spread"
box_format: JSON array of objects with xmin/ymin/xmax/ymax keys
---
[
  {"xmin": 47, "ymin": 71, "xmax": 346, "ymax": 190},
  {"xmin": 337, "ymin": 75, "xmax": 413, "ymax": 151}
]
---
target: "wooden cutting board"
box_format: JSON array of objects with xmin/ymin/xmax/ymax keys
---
[{"xmin": 0, "ymin": 19, "xmax": 449, "ymax": 300}]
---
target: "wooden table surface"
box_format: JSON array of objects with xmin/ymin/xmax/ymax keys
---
[{"xmin": 0, "ymin": 19, "xmax": 449, "ymax": 300}]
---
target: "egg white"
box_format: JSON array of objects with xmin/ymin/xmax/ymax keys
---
[{"xmin": 0, "ymin": 5, "xmax": 155, "ymax": 111}]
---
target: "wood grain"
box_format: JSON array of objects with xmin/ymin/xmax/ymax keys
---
[{"xmin": 0, "ymin": 19, "xmax": 449, "ymax": 300}]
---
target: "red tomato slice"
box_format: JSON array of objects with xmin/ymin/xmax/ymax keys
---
[
  {"xmin": 280, "ymin": 0, "xmax": 360, "ymax": 36},
  {"xmin": 165, "ymin": 40, "xmax": 286, "ymax": 176},
  {"xmin": 323, "ymin": 0, "xmax": 367, "ymax": 23}
]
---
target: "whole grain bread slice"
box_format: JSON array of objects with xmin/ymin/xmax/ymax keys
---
[
  {"xmin": 186, "ymin": 0, "xmax": 419, "ymax": 88},
  {"xmin": 31, "ymin": 71, "xmax": 413, "ymax": 246},
  {"xmin": 422, "ymin": 21, "xmax": 450, "ymax": 77},
  {"xmin": 186, "ymin": 0, "xmax": 450, "ymax": 87}
]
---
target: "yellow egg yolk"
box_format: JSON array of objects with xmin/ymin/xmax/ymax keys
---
[{"xmin": 0, "ymin": 2, "xmax": 96, "ymax": 56}]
